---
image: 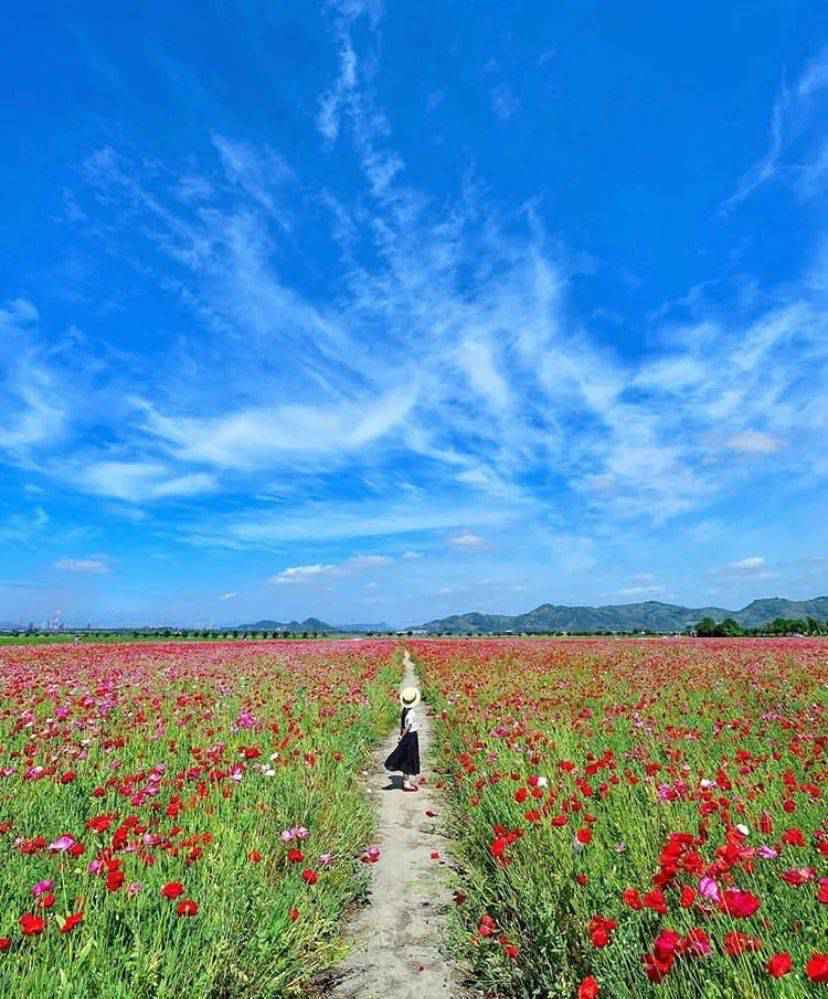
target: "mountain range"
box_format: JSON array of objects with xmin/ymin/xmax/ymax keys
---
[{"xmin": 414, "ymin": 596, "xmax": 828, "ymax": 634}]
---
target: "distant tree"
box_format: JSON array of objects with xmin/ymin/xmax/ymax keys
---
[{"xmin": 696, "ymin": 617, "xmax": 718, "ymax": 637}]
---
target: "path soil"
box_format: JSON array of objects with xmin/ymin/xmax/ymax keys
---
[{"xmin": 324, "ymin": 650, "xmax": 463, "ymax": 999}]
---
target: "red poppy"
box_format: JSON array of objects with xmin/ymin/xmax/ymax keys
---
[
  {"xmin": 248, "ymin": 850, "xmax": 262, "ymax": 863},
  {"xmin": 588, "ymin": 915, "xmax": 617, "ymax": 949},
  {"xmin": 679, "ymin": 885, "xmax": 696, "ymax": 908},
  {"xmin": 576, "ymin": 827, "xmax": 592, "ymax": 845},
  {"xmin": 806, "ymin": 954, "xmax": 828, "ymax": 984},
  {"xmin": 20, "ymin": 913, "xmax": 45, "ymax": 936},
  {"xmin": 720, "ymin": 889, "xmax": 760, "ymax": 918},
  {"xmin": 0, "ymin": 938, "xmax": 10, "ymax": 951},
  {"xmin": 723, "ymin": 931, "xmax": 762, "ymax": 957},
  {"xmin": 289, "ymin": 907, "xmax": 300, "ymax": 922},
  {"xmin": 302, "ymin": 869, "xmax": 318, "ymax": 885},
  {"xmin": 161, "ymin": 881, "xmax": 185, "ymax": 899},
  {"xmin": 59, "ymin": 912, "xmax": 84, "ymax": 934},
  {"xmin": 176, "ymin": 899, "xmax": 198, "ymax": 917},
  {"xmin": 287, "ymin": 848, "xmax": 304, "ymax": 863},
  {"xmin": 642, "ymin": 889, "xmax": 668, "ymax": 915},
  {"xmin": 106, "ymin": 870, "xmax": 125, "ymax": 892},
  {"xmin": 578, "ymin": 977, "xmax": 600, "ymax": 999},
  {"xmin": 643, "ymin": 950, "xmax": 674, "ymax": 983},
  {"xmin": 767, "ymin": 953, "xmax": 792, "ymax": 978},
  {"xmin": 622, "ymin": 888, "xmax": 642, "ymax": 910}
]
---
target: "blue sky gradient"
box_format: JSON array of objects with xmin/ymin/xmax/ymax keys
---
[{"xmin": 2, "ymin": 1, "xmax": 828, "ymax": 627}]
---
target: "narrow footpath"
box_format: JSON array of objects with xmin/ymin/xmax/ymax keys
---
[{"xmin": 326, "ymin": 649, "xmax": 462, "ymax": 999}]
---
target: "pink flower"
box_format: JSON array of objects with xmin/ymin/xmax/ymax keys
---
[
  {"xmin": 699, "ymin": 877, "xmax": 721, "ymax": 902},
  {"xmin": 32, "ymin": 879, "xmax": 54, "ymax": 897},
  {"xmin": 48, "ymin": 835, "xmax": 76, "ymax": 853},
  {"xmin": 280, "ymin": 829, "xmax": 294, "ymax": 843},
  {"xmin": 127, "ymin": 882, "xmax": 143, "ymax": 896},
  {"xmin": 758, "ymin": 845, "xmax": 778, "ymax": 860},
  {"xmin": 319, "ymin": 853, "xmax": 333, "ymax": 866}
]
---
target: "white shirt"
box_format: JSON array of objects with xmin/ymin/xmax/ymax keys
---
[{"xmin": 402, "ymin": 708, "xmax": 419, "ymax": 733}]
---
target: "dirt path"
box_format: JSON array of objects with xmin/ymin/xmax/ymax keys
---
[{"xmin": 325, "ymin": 649, "xmax": 462, "ymax": 999}]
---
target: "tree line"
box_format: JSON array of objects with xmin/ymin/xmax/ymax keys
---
[{"xmin": 694, "ymin": 616, "xmax": 828, "ymax": 637}]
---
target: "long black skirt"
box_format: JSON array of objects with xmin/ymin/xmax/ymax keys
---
[{"xmin": 384, "ymin": 731, "xmax": 420, "ymax": 775}]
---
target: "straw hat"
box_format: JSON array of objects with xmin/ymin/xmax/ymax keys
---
[{"xmin": 400, "ymin": 686, "xmax": 421, "ymax": 708}]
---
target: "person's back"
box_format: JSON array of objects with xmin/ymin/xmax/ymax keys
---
[{"xmin": 385, "ymin": 686, "xmax": 421, "ymax": 790}]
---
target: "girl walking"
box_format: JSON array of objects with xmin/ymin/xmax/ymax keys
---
[{"xmin": 384, "ymin": 686, "xmax": 421, "ymax": 791}]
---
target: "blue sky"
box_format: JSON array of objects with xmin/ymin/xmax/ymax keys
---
[{"xmin": 2, "ymin": 1, "xmax": 828, "ymax": 628}]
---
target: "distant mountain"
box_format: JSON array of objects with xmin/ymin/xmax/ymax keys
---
[
  {"xmin": 734, "ymin": 597, "xmax": 828, "ymax": 628},
  {"xmin": 233, "ymin": 618, "xmax": 391, "ymax": 633},
  {"xmin": 416, "ymin": 597, "xmax": 828, "ymax": 634},
  {"xmin": 234, "ymin": 617, "xmax": 336, "ymax": 633}
]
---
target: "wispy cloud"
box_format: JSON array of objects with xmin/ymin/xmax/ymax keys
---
[
  {"xmin": 448, "ymin": 531, "xmax": 486, "ymax": 549},
  {"xmin": 73, "ymin": 461, "xmax": 217, "ymax": 503},
  {"xmin": 490, "ymin": 84, "xmax": 521, "ymax": 121},
  {"xmin": 714, "ymin": 556, "xmax": 776, "ymax": 580},
  {"xmin": 54, "ymin": 557, "xmax": 110, "ymax": 574},
  {"xmin": 269, "ymin": 552, "xmax": 392, "ymax": 584},
  {"xmin": 724, "ymin": 430, "xmax": 782, "ymax": 454},
  {"xmin": 0, "ymin": 299, "xmax": 67, "ymax": 460},
  {"xmin": 0, "ymin": 506, "xmax": 49, "ymax": 544},
  {"xmin": 10, "ymin": 13, "xmax": 823, "ymax": 587},
  {"xmin": 723, "ymin": 46, "xmax": 828, "ymax": 210}
]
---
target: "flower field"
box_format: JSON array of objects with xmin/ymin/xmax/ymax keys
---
[
  {"xmin": 413, "ymin": 638, "xmax": 828, "ymax": 998},
  {"xmin": 0, "ymin": 639, "xmax": 399, "ymax": 997}
]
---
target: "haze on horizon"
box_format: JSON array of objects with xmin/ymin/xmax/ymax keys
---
[{"xmin": 2, "ymin": 2, "xmax": 828, "ymax": 629}]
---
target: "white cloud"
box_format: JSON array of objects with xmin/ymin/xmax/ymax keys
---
[
  {"xmin": 220, "ymin": 591, "xmax": 238, "ymax": 600},
  {"xmin": 724, "ymin": 46, "xmax": 828, "ymax": 209},
  {"xmin": 730, "ymin": 556, "xmax": 765, "ymax": 571},
  {"xmin": 269, "ymin": 553, "xmax": 392, "ymax": 585},
  {"xmin": 449, "ymin": 531, "xmax": 486, "ymax": 549},
  {"xmin": 188, "ymin": 499, "xmax": 515, "ymax": 549},
  {"xmin": 0, "ymin": 300, "xmax": 67, "ymax": 459},
  {"xmin": 402, "ymin": 550, "xmax": 422, "ymax": 560},
  {"xmin": 618, "ymin": 584, "xmax": 665, "ymax": 597},
  {"xmin": 316, "ymin": 30, "xmax": 358, "ymax": 142},
  {"xmin": 715, "ymin": 556, "xmax": 776, "ymax": 580},
  {"xmin": 55, "ymin": 557, "xmax": 109, "ymax": 574},
  {"xmin": 270, "ymin": 564, "xmax": 338, "ymax": 584},
  {"xmin": 798, "ymin": 46, "xmax": 828, "ymax": 98},
  {"xmin": 724, "ymin": 430, "xmax": 782, "ymax": 454},
  {"xmin": 135, "ymin": 387, "xmax": 417, "ymax": 471},
  {"xmin": 74, "ymin": 461, "xmax": 217, "ymax": 503},
  {"xmin": 211, "ymin": 134, "xmax": 293, "ymax": 225},
  {"xmin": 0, "ymin": 298, "xmax": 39, "ymax": 331}
]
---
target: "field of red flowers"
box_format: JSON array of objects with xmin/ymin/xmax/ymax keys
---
[
  {"xmin": 0, "ymin": 639, "xmax": 399, "ymax": 997},
  {"xmin": 413, "ymin": 638, "xmax": 828, "ymax": 998}
]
